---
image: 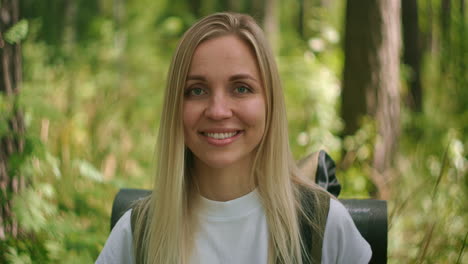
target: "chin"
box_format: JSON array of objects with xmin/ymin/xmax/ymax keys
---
[
  {"xmin": 196, "ymin": 153, "xmax": 249, "ymax": 170},
  {"xmin": 201, "ymin": 158, "xmax": 240, "ymax": 169}
]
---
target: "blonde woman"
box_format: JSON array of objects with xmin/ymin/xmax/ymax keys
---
[{"xmin": 96, "ymin": 12, "xmax": 371, "ymax": 264}]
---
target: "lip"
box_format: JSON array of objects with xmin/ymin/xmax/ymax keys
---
[
  {"xmin": 199, "ymin": 129, "xmax": 244, "ymax": 146},
  {"xmin": 199, "ymin": 128, "xmax": 241, "ymax": 133}
]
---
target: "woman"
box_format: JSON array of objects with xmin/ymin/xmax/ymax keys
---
[{"xmin": 96, "ymin": 12, "xmax": 371, "ymax": 264}]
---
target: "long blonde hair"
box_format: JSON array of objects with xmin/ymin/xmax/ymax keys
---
[{"xmin": 132, "ymin": 12, "xmax": 329, "ymax": 264}]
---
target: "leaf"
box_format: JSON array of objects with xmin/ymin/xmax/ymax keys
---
[
  {"xmin": 4, "ymin": 19, "xmax": 29, "ymax": 44},
  {"xmin": 46, "ymin": 152, "xmax": 62, "ymax": 178},
  {"xmin": 74, "ymin": 159, "xmax": 103, "ymax": 182},
  {"xmin": 162, "ymin": 16, "xmax": 184, "ymax": 35},
  {"xmin": 13, "ymin": 188, "xmax": 56, "ymax": 233},
  {"xmin": 6, "ymin": 247, "xmax": 33, "ymax": 264},
  {"xmin": 39, "ymin": 183, "xmax": 55, "ymax": 199}
]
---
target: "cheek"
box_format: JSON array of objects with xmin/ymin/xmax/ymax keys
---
[
  {"xmin": 240, "ymin": 98, "xmax": 266, "ymax": 127},
  {"xmin": 182, "ymin": 102, "xmax": 197, "ymax": 133}
]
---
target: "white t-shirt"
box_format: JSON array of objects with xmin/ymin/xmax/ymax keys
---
[{"xmin": 96, "ymin": 190, "xmax": 372, "ymax": 264}]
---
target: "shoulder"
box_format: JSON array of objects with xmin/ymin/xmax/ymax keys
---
[
  {"xmin": 95, "ymin": 210, "xmax": 135, "ymax": 264},
  {"xmin": 327, "ymin": 199, "xmax": 351, "ymax": 222},
  {"xmin": 322, "ymin": 199, "xmax": 372, "ymax": 264}
]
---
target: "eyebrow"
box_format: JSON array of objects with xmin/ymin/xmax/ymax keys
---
[
  {"xmin": 229, "ymin": 74, "xmax": 259, "ymax": 83},
  {"xmin": 186, "ymin": 73, "xmax": 259, "ymax": 83}
]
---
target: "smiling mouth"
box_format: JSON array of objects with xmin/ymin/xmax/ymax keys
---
[{"xmin": 201, "ymin": 131, "xmax": 241, "ymax": 140}]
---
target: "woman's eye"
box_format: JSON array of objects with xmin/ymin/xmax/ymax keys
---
[
  {"xmin": 235, "ymin": 85, "xmax": 251, "ymax": 94},
  {"xmin": 187, "ymin": 87, "xmax": 206, "ymax": 96}
]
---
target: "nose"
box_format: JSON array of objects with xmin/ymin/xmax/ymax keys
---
[{"xmin": 204, "ymin": 93, "xmax": 233, "ymax": 120}]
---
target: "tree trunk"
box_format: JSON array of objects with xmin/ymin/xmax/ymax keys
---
[
  {"xmin": 249, "ymin": 0, "xmax": 265, "ymax": 23},
  {"xmin": 263, "ymin": 0, "xmax": 278, "ymax": 53},
  {"xmin": 341, "ymin": 0, "xmax": 401, "ymax": 199},
  {"xmin": 441, "ymin": 0, "xmax": 452, "ymax": 40},
  {"xmin": 228, "ymin": 0, "xmax": 242, "ymax": 12},
  {"xmin": 114, "ymin": 0, "xmax": 127, "ymax": 89},
  {"xmin": 440, "ymin": 0, "xmax": 452, "ymax": 75},
  {"xmin": 458, "ymin": 0, "xmax": 467, "ymax": 97},
  {"xmin": 188, "ymin": 0, "xmax": 201, "ymax": 17},
  {"xmin": 342, "ymin": 2, "xmax": 373, "ymax": 136},
  {"xmin": 0, "ymin": 0, "xmax": 25, "ymax": 240},
  {"xmin": 402, "ymin": 0, "xmax": 423, "ymax": 112},
  {"xmin": 298, "ymin": 0, "xmax": 305, "ymax": 39}
]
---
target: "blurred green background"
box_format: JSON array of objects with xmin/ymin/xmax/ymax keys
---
[{"xmin": 0, "ymin": 0, "xmax": 466, "ymax": 263}]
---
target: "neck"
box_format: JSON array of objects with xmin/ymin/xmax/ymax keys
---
[{"xmin": 193, "ymin": 158, "xmax": 256, "ymax": 202}]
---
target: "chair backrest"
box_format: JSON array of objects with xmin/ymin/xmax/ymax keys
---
[
  {"xmin": 110, "ymin": 189, "xmax": 387, "ymax": 264},
  {"xmin": 340, "ymin": 199, "xmax": 387, "ymax": 264},
  {"xmin": 110, "ymin": 150, "xmax": 387, "ymax": 263}
]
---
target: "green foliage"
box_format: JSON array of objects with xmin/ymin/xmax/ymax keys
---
[
  {"xmin": 389, "ymin": 119, "xmax": 467, "ymax": 263},
  {"xmin": 4, "ymin": 19, "xmax": 28, "ymax": 44},
  {"xmin": 5, "ymin": 247, "xmax": 34, "ymax": 264},
  {"xmin": 386, "ymin": 1, "xmax": 467, "ymax": 262},
  {"xmin": 339, "ymin": 119, "xmax": 377, "ymax": 198},
  {"xmin": 13, "ymin": 184, "xmax": 56, "ymax": 233},
  {"xmin": 74, "ymin": 159, "xmax": 104, "ymax": 183},
  {"xmin": 2, "ymin": 0, "xmax": 466, "ymax": 263},
  {"xmin": 281, "ymin": 52, "xmax": 343, "ymax": 160}
]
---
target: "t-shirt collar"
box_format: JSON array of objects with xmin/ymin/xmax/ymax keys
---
[{"xmin": 198, "ymin": 189, "xmax": 262, "ymax": 219}]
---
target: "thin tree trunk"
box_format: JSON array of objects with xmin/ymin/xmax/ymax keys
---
[
  {"xmin": 249, "ymin": 0, "xmax": 265, "ymax": 24},
  {"xmin": 228, "ymin": 0, "xmax": 242, "ymax": 12},
  {"xmin": 441, "ymin": 0, "xmax": 452, "ymax": 38},
  {"xmin": 456, "ymin": 0, "xmax": 467, "ymax": 100},
  {"xmin": 114, "ymin": 0, "xmax": 126, "ymax": 89},
  {"xmin": 461, "ymin": 0, "xmax": 466, "ymax": 19},
  {"xmin": 264, "ymin": 0, "xmax": 278, "ymax": 53},
  {"xmin": 0, "ymin": 0, "xmax": 25, "ymax": 240},
  {"xmin": 298, "ymin": 0, "xmax": 305, "ymax": 39},
  {"xmin": 402, "ymin": 0, "xmax": 423, "ymax": 112},
  {"xmin": 188, "ymin": 0, "xmax": 201, "ymax": 17},
  {"xmin": 342, "ymin": 0, "xmax": 401, "ymax": 200},
  {"xmin": 372, "ymin": 0, "xmax": 401, "ymax": 200},
  {"xmin": 440, "ymin": 0, "xmax": 452, "ymax": 74}
]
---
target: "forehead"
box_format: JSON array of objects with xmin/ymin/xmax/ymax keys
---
[{"xmin": 188, "ymin": 35, "xmax": 260, "ymax": 77}]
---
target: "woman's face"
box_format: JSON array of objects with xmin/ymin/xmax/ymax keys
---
[{"xmin": 183, "ymin": 35, "xmax": 266, "ymax": 170}]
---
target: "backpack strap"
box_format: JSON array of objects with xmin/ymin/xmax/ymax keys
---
[
  {"xmin": 299, "ymin": 188, "xmax": 331, "ymax": 264},
  {"xmin": 130, "ymin": 204, "xmax": 139, "ymax": 234},
  {"xmin": 298, "ymin": 150, "xmax": 341, "ymax": 197},
  {"xmin": 130, "ymin": 197, "xmax": 150, "ymax": 264}
]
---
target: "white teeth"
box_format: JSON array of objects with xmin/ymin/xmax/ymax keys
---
[{"xmin": 205, "ymin": 132, "xmax": 237, "ymax": 139}]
